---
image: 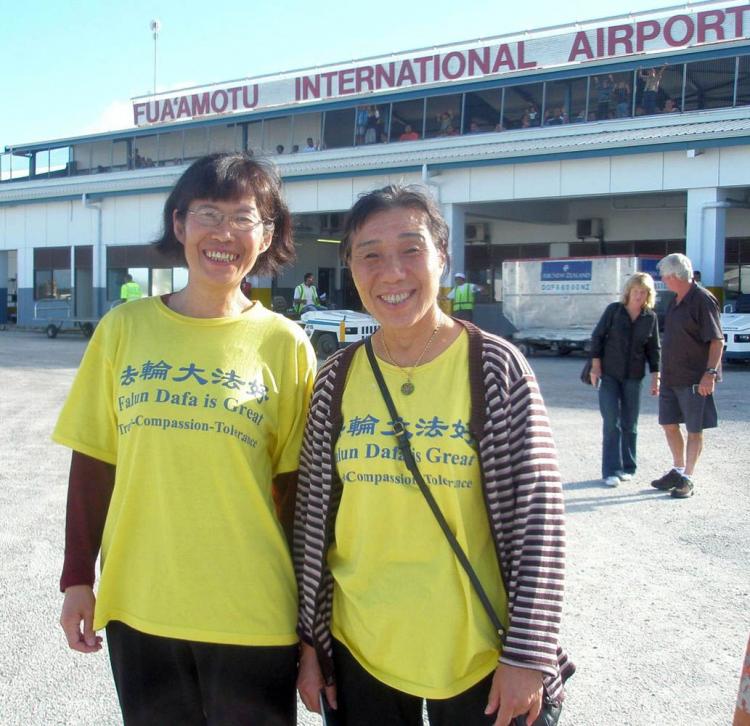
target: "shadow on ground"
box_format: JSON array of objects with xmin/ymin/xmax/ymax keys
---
[{"xmin": 563, "ymin": 479, "xmax": 674, "ymax": 512}]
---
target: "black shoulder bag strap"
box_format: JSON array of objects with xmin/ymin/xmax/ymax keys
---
[{"xmin": 364, "ymin": 337, "xmax": 505, "ymax": 641}]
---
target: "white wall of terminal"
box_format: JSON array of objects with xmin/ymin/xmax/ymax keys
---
[
  {"xmin": 2, "ymin": 0, "xmax": 750, "ymax": 324},
  {"xmin": 2, "ymin": 140, "xmax": 750, "ymax": 325}
]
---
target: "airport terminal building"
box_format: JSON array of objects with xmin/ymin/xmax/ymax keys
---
[{"xmin": 2, "ymin": 0, "xmax": 750, "ymax": 326}]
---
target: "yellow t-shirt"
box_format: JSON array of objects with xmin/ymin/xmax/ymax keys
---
[
  {"xmin": 330, "ymin": 331, "xmax": 508, "ymax": 698},
  {"xmin": 53, "ymin": 296, "xmax": 316, "ymax": 645}
]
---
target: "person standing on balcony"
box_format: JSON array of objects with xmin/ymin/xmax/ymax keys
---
[{"xmin": 640, "ymin": 66, "xmax": 666, "ymax": 115}]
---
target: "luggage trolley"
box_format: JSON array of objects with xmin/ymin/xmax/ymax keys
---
[{"xmin": 33, "ymin": 298, "xmax": 102, "ymax": 339}]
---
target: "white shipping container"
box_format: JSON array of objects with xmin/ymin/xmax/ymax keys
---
[{"xmin": 501, "ymin": 255, "xmax": 662, "ymax": 354}]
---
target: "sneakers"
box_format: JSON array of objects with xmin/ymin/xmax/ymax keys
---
[
  {"xmin": 602, "ymin": 472, "xmax": 634, "ymax": 487},
  {"xmin": 651, "ymin": 469, "xmax": 695, "ymax": 497},
  {"xmin": 651, "ymin": 468, "xmax": 684, "ymax": 491},
  {"xmin": 671, "ymin": 477, "xmax": 694, "ymax": 498}
]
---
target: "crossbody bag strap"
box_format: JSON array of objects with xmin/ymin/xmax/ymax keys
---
[{"xmin": 364, "ymin": 338, "xmax": 506, "ymax": 641}]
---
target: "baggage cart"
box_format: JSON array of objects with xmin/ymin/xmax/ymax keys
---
[{"xmin": 33, "ymin": 298, "xmax": 107, "ymax": 339}]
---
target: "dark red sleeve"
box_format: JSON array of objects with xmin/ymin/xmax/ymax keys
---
[
  {"xmin": 272, "ymin": 471, "xmax": 298, "ymax": 551},
  {"xmin": 59, "ymin": 451, "xmax": 116, "ymax": 592}
]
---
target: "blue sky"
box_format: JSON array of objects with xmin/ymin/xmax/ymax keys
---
[{"xmin": 2, "ymin": 0, "xmax": 669, "ymax": 148}]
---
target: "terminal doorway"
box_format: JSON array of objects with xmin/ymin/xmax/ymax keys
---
[
  {"xmin": 340, "ymin": 268, "xmax": 362, "ymax": 310},
  {"xmin": 317, "ymin": 267, "xmax": 335, "ymax": 304}
]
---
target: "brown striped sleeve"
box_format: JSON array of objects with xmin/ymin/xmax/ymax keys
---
[{"xmin": 477, "ymin": 334, "xmax": 570, "ymax": 700}]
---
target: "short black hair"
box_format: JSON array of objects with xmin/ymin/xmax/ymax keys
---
[
  {"xmin": 304, "ymin": 272, "xmax": 313, "ymax": 281},
  {"xmin": 154, "ymin": 153, "xmax": 295, "ymax": 276},
  {"xmin": 340, "ymin": 184, "xmax": 450, "ymax": 266}
]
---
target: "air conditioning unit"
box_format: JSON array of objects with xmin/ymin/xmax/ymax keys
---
[
  {"xmin": 465, "ymin": 223, "xmax": 488, "ymax": 242},
  {"xmin": 576, "ymin": 218, "xmax": 603, "ymax": 239}
]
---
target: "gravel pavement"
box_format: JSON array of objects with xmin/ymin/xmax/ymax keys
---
[{"xmin": 0, "ymin": 328, "xmax": 747, "ymax": 725}]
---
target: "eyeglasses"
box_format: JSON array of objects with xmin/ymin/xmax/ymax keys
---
[{"xmin": 187, "ymin": 208, "xmax": 266, "ymax": 232}]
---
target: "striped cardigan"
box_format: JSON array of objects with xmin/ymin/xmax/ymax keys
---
[{"xmin": 294, "ymin": 322, "xmax": 574, "ymax": 702}]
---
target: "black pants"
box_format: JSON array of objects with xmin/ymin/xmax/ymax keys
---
[
  {"xmin": 106, "ymin": 621, "xmax": 297, "ymax": 726},
  {"xmin": 452, "ymin": 309, "xmax": 473, "ymax": 322},
  {"xmin": 332, "ymin": 638, "xmax": 495, "ymax": 726}
]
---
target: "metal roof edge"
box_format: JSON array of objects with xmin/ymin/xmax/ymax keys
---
[{"xmin": 2, "ymin": 118, "xmax": 749, "ymax": 203}]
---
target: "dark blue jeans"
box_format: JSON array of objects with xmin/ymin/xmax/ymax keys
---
[{"xmin": 598, "ymin": 375, "xmax": 643, "ymax": 478}]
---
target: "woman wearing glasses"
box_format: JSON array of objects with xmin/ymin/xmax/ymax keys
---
[{"xmin": 54, "ymin": 153, "xmax": 315, "ymax": 725}]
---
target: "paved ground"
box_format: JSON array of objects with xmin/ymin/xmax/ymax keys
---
[{"xmin": 0, "ymin": 328, "xmax": 747, "ymax": 725}]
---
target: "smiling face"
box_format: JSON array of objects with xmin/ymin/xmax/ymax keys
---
[
  {"xmin": 173, "ymin": 196, "xmax": 271, "ymax": 295},
  {"xmin": 348, "ymin": 207, "xmax": 445, "ymax": 335}
]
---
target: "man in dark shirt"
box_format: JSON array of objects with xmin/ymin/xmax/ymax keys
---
[{"xmin": 651, "ymin": 254, "xmax": 723, "ymax": 498}]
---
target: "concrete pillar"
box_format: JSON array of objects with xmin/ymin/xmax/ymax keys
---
[
  {"xmin": 442, "ymin": 203, "xmax": 465, "ymax": 313},
  {"xmin": 92, "ymin": 241, "xmax": 106, "ymax": 318},
  {"xmin": 443, "ymin": 203, "xmax": 466, "ymax": 279},
  {"xmin": 83, "ymin": 198, "xmax": 108, "ymax": 318},
  {"xmin": 16, "ymin": 247, "xmax": 34, "ymax": 326},
  {"xmin": 0, "ymin": 251, "xmax": 7, "ymax": 324},
  {"xmin": 686, "ymin": 187, "xmax": 727, "ymax": 298}
]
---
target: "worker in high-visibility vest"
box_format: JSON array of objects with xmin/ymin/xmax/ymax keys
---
[
  {"xmin": 447, "ymin": 272, "xmax": 480, "ymax": 321},
  {"xmin": 120, "ymin": 274, "xmax": 142, "ymax": 302},
  {"xmin": 293, "ymin": 273, "xmax": 326, "ymax": 314}
]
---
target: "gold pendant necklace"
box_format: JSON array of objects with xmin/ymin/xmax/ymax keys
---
[{"xmin": 380, "ymin": 319, "xmax": 443, "ymax": 395}]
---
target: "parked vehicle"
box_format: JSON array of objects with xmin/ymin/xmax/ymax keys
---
[
  {"xmin": 502, "ymin": 255, "xmax": 666, "ymax": 356},
  {"xmin": 721, "ymin": 294, "xmax": 750, "ymax": 363},
  {"xmin": 300, "ymin": 309, "xmax": 379, "ymax": 357}
]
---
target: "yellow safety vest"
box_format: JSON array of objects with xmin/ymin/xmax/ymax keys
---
[
  {"xmin": 294, "ymin": 284, "xmax": 320, "ymax": 313},
  {"xmin": 452, "ymin": 283, "xmax": 475, "ymax": 311},
  {"xmin": 120, "ymin": 281, "xmax": 142, "ymax": 302}
]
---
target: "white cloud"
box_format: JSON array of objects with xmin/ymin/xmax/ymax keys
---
[
  {"xmin": 82, "ymin": 81, "xmax": 207, "ymax": 136},
  {"xmin": 83, "ymin": 100, "xmax": 136, "ymax": 134}
]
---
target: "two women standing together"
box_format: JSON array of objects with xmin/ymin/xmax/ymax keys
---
[{"xmin": 55, "ymin": 154, "xmax": 571, "ymax": 725}]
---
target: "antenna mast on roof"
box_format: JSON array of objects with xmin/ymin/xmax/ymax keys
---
[{"xmin": 149, "ymin": 19, "xmax": 161, "ymax": 97}]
